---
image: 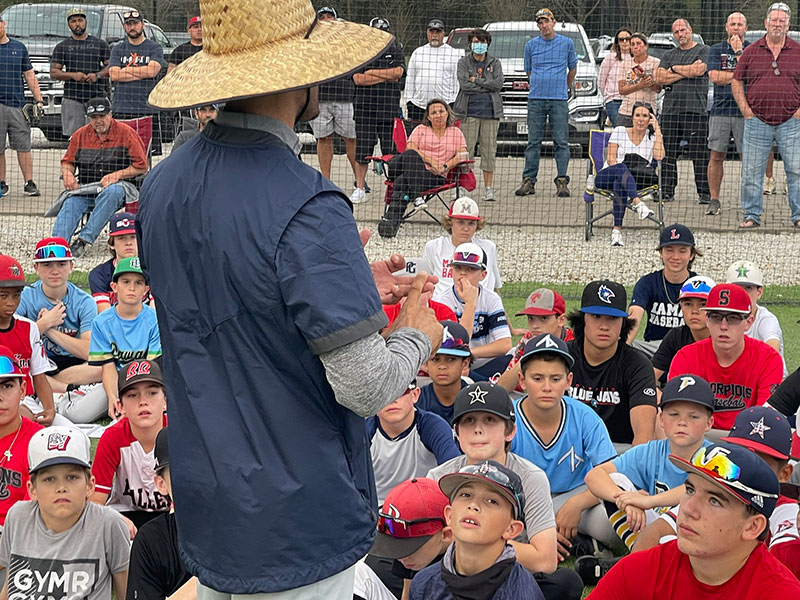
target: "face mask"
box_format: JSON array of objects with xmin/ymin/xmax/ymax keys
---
[{"xmin": 472, "ymin": 42, "xmax": 488, "ymax": 55}]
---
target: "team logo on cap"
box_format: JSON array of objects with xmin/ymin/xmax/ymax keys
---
[
  {"xmin": 749, "ymin": 417, "xmax": 771, "ymax": 439},
  {"xmin": 125, "ymin": 360, "xmax": 151, "ymax": 380},
  {"xmin": 9, "ymin": 265, "xmax": 20, "ymax": 276},
  {"xmin": 386, "ymin": 503, "xmax": 401, "ymax": 518},
  {"xmin": 690, "ymin": 280, "xmax": 702, "ymax": 289},
  {"xmin": 751, "ymin": 494, "xmax": 764, "ymax": 508},
  {"xmin": 454, "ymin": 200, "xmax": 475, "ymax": 215},
  {"xmin": 130, "ymin": 257, "xmax": 141, "ymax": 269},
  {"xmin": 535, "ymin": 334, "xmax": 559, "ymax": 349},
  {"xmin": 469, "ymin": 387, "xmax": 488, "ymax": 404},
  {"xmin": 598, "ymin": 285, "xmax": 615, "ymax": 304},
  {"xmin": 47, "ymin": 432, "xmax": 70, "ymax": 451},
  {"xmin": 528, "ymin": 291, "xmax": 542, "ymax": 304},
  {"xmin": 678, "ymin": 376, "xmax": 696, "ymax": 392},
  {"xmin": 477, "ymin": 461, "xmax": 491, "ymax": 475},
  {"xmin": 737, "ymin": 264, "xmax": 749, "ymax": 278},
  {"xmin": 116, "ymin": 217, "xmax": 134, "ymax": 228},
  {"xmin": 670, "ymin": 228, "xmax": 681, "ymax": 240}
]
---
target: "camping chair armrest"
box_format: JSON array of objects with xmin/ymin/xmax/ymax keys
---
[
  {"xmin": 366, "ymin": 154, "xmax": 395, "ymax": 163},
  {"xmin": 448, "ymin": 159, "xmax": 475, "ymax": 174}
]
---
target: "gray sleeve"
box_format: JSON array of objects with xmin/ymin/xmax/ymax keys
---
[
  {"xmin": 514, "ymin": 456, "xmax": 556, "ymax": 540},
  {"xmin": 320, "ymin": 328, "xmax": 432, "ymax": 418},
  {"xmin": 104, "ymin": 508, "xmax": 132, "ymax": 573}
]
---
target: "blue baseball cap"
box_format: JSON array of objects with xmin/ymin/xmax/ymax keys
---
[
  {"xmin": 580, "ymin": 280, "xmax": 628, "ymax": 318},
  {"xmin": 519, "ymin": 333, "xmax": 574, "ymax": 370},
  {"xmin": 438, "ymin": 321, "xmax": 471, "ymax": 357},
  {"xmin": 722, "ymin": 406, "xmax": 792, "ymax": 460}
]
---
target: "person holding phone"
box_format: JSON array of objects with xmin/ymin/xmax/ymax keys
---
[{"xmin": 618, "ymin": 33, "xmax": 661, "ymax": 126}]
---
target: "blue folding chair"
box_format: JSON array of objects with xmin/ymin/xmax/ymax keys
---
[{"xmin": 583, "ymin": 129, "xmax": 664, "ymax": 242}]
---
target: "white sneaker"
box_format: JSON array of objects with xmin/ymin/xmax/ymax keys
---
[
  {"xmin": 764, "ymin": 177, "xmax": 776, "ymax": 195},
  {"xmin": 611, "ymin": 229, "xmax": 624, "ymax": 246},
  {"xmin": 349, "ymin": 187, "xmax": 366, "ymax": 204},
  {"xmin": 634, "ymin": 201, "xmax": 654, "ymax": 220},
  {"xmin": 484, "ymin": 187, "xmax": 496, "ymax": 201}
]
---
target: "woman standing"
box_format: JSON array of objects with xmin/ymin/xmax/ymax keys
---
[
  {"xmin": 618, "ymin": 33, "xmax": 661, "ymax": 126},
  {"xmin": 599, "ymin": 28, "xmax": 632, "ymax": 127}
]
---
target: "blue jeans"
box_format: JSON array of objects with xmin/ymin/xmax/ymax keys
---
[
  {"xmin": 605, "ymin": 100, "xmax": 622, "ymax": 127},
  {"xmin": 741, "ymin": 116, "xmax": 800, "ymax": 225},
  {"xmin": 523, "ymin": 98, "xmax": 570, "ymax": 182},
  {"xmin": 52, "ymin": 183, "xmax": 127, "ymax": 243},
  {"xmin": 595, "ymin": 163, "xmax": 639, "ymax": 227}
]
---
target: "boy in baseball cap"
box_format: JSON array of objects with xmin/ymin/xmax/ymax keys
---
[
  {"xmin": 416, "ymin": 321, "xmax": 472, "ymax": 424},
  {"xmin": 0, "ymin": 425, "xmax": 131, "ymax": 598},
  {"xmin": 89, "ymin": 211, "xmax": 141, "ymax": 313}
]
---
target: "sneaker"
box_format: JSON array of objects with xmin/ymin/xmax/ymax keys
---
[
  {"xmin": 575, "ymin": 555, "xmax": 622, "ymax": 587},
  {"xmin": 0, "ymin": 181, "xmax": 8, "ymax": 196},
  {"xmin": 706, "ymin": 198, "xmax": 721, "ymax": 215},
  {"xmin": 555, "ymin": 176, "xmax": 571, "ymax": 197},
  {"xmin": 70, "ymin": 238, "xmax": 87, "ymax": 259},
  {"xmin": 349, "ymin": 187, "xmax": 366, "ymax": 204},
  {"xmin": 24, "ymin": 180, "xmax": 40, "ymax": 196},
  {"xmin": 515, "ymin": 177, "xmax": 535, "ymax": 196},
  {"xmin": 354, "ymin": 180, "xmax": 371, "ymax": 194},
  {"xmin": 697, "ymin": 195, "xmax": 710, "ymax": 205},
  {"xmin": 633, "ymin": 201, "xmax": 654, "ymax": 220},
  {"xmin": 378, "ymin": 202, "xmax": 405, "ymax": 239},
  {"xmin": 406, "ymin": 197, "xmax": 428, "ymax": 217},
  {"xmin": 764, "ymin": 176, "xmax": 776, "ymax": 195},
  {"xmin": 661, "ymin": 195, "xmax": 674, "ymax": 203},
  {"xmin": 611, "ymin": 229, "xmax": 624, "ymax": 246},
  {"xmin": 484, "ymin": 187, "xmax": 496, "ymax": 202}
]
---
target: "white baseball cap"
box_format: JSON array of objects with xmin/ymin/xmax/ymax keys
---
[
  {"xmin": 28, "ymin": 426, "xmax": 91, "ymax": 474},
  {"xmin": 726, "ymin": 260, "xmax": 764, "ymax": 287},
  {"xmin": 448, "ymin": 197, "xmax": 480, "ymax": 221}
]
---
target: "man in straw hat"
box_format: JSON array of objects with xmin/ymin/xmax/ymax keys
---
[{"xmin": 135, "ymin": 1, "xmax": 443, "ymax": 597}]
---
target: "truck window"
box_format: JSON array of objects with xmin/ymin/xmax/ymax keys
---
[{"xmin": 1, "ymin": 4, "xmax": 102, "ymax": 37}]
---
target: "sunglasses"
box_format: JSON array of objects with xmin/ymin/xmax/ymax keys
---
[
  {"xmin": 680, "ymin": 282, "xmax": 713, "ymax": 297},
  {"xmin": 441, "ymin": 335, "xmax": 469, "ymax": 351},
  {"xmin": 772, "ymin": 61, "xmax": 781, "ymax": 76},
  {"xmin": 691, "ymin": 447, "xmax": 778, "ymax": 498},
  {"xmin": 34, "ymin": 245, "xmax": 72, "ymax": 261},
  {"xmin": 456, "ymin": 463, "xmax": 521, "ymax": 512},
  {"xmin": 377, "ymin": 513, "xmax": 445, "ymax": 538},
  {"xmin": 86, "ymin": 104, "xmax": 108, "ymax": 115},
  {"xmin": 453, "ymin": 251, "xmax": 483, "ymax": 265},
  {"xmin": 0, "ymin": 356, "xmax": 22, "ymax": 377},
  {"xmin": 123, "ymin": 10, "xmax": 141, "ymax": 20},
  {"xmin": 618, "ymin": 36, "xmax": 631, "ymax": 42},
  {"xmin": 706, "ymin": 311, "xmax": 747, "ymax": 324}
]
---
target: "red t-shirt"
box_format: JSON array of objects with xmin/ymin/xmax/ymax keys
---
[
  {"xmin": 772, "ymin": 540, "xmax": 800, "ymax": 582},
  {"xmin": 668, "ymin": 336, "xmax": 784, "ymax": 430},
  {"xmin": 0, "ymin": 418, "xmax": 43, "ymax": 526},
  {"xmin": 0, "ymin": 316, "xmax": 53, "ymax": 396},
  {"xmin": 383, "ymin": 300, "xmax": 457, "ymax": 326},
  {"xmin": 588, "ymin": 540, "xmax": 800, "ymax": 599}
]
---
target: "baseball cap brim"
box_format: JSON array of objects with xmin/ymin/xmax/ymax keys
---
[
  {"xmin": 659, "ymin": 396, "xmax": 714, "ymax": 411},
  {"xmin": 720, "ymin": 436, "xmax": 789, "ymax": 460},
  {"xmin": 30, "ymin": 456, "xmax": 91, "ymax": 474},
  {"xmin": 516, "ymin": 307, "xmax": 558, "ymax": 316},
  {"xmin": 678, "ymin": 292, "xmax": 709, "ymax": 300},
  {"xmin": 369, "ymin": 530, "xmax": 435, "ymax": 559},
  {"xmin": 437, "ymin": 347, "xmax": 471, "ymax": 357},
  {"xmin": 700, "ymin": 306, "xmax": 750, "ymax": 314},
  {"xmin": 439, "ymin": 473, "xmax": 520, "ymax": 519},
  {"xmin": 110, "ymin": 227, "xmax": 136, "ymax": 237},
  {"xmin": 0, "ymin": 280, "xmax": 26, "ymax": 288},
  {"xmin": 581, "ymin": 306, "xmax": 628, "ymax": 318},
  {"xmin": 450, "ymin": 260, "xmax": 484, "ymax": 269},
  {"xmin": 119, "ymin": 375, "xmax": 163, "ymax": 396}
]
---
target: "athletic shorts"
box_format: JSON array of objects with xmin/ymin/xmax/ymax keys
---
[
  {"xmin": 0, "ymin": 103, "xmax": 32, "ymax": 152},
  {"xmin": 61, "ymin": 98, "xmax": 88, "ymax": 137},
  {"xmin": 309, "ymin": 101, "xmax": 356, "ymax": 139},
  {"xmin": 49, "ymin": 354, "xmax": 86, "ymax": 373},
  {"xmin": 708, "ymin": 114, "xmax": 744, "ymax": 154}
]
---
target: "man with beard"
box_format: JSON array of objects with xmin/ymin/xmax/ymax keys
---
[{"xmin": 50, "ymin": 8, "xmax": 110, "ymax": 137}]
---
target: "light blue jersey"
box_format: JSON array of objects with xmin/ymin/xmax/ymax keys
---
[
  {"xmin": 613, "ymin": 438, "xmax": 712, "ymax": 496},
  {"xmin": 89, "ymin": 305, "xmax": 161, "ymax": 368},
  {"xmin": 511, "ymin": 395, "xmax": 616, "ymax": 494}
]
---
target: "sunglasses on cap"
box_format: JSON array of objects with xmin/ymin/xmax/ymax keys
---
[
  {"xmin": 441, "ymin": 336, "xmax": 469, "ymax": 351},
  {"xmin": 86, "ymin": 104, "xmax": 108, "ymax": 115},
  {"xmin": 706, "ymin": 311, "xmax": 747, "ymax": 324},
  {"xmin": 377, "ymin": 512, "xmax": 445, "ymax": 538},
  {"xmin": 453, "ymin": 251, "xmax": 483, "ymax": 265},
  {"xmin": 122, "ymin": 10, "xmax": 141, "ymax": 20},
  {"xmin": 456, "ymin": 463, "xmax": 521, "ymax": 508},
  {"xmin": 690, "ymin": 447, "xmax": 778, "ymax": 498},
  {"xmin": 34, "ymin": 245, "xmax": 71, "ymax": 261},
  {"xmin": 0, "ymin": 356, "xmax": 22, "ymax": 377}
]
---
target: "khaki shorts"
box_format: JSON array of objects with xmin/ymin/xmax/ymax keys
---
[
  {"xmin": 309, "ymin": 101, "xmax": 356, "ymax": 139},
  {"xmin": 0, "ymin": 103, "xmax": 31, "ymax": 152}
]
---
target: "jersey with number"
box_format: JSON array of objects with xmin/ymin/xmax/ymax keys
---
[
  {"xmin": 0, "ymin": 316, "xmax": 52, "ymax": 396},
  {"xmin": 424, "ymin": 236, "xmax": 502, "ymax": 298},
  {"xmin": 630, "ymin": 270, "xmax": 695, "ymax": 342},
  {"xmin": 668, "ymin": 337, "xmax": 784, "ymax": 430},
  {"xmin": 0, "ymin": 418, "xmax": 43, "ymax": 528},
  {"xmin": 92, "ymin": 416, "xmax": 170, "ymax": 514},
  {"xmin": 89, "ymin": 305, "xmax": 161, "ymax": 368},
  {"xmin": 613, "ymin": 438, "xmax": 711, "ymax": 498},
  {"xmin": 511, "ymin": 395, "xmax": 616, "ymax": 494}
]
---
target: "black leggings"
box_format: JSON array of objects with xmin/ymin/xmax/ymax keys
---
[{"xmin": 387, "ymin": 150, "xmax": 446, "ymax": 205}]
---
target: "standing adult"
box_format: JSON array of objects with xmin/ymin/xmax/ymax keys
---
[
  {"xmin": 705, "ymin": 12, "xmax": 748, "ymax": 217},
  {"xmin": 618, "ymin": 33, "xmax": 660, "ymax": 127},
  {"xmin": 50, "ymin": 7, "xmax": 111, "ymax": 137},
  {"xmin": 599, "ymin": 28, "xmax": 632, "ymax": 127},
  {"xmin": 515, "ymin": 8, "xmax": 577, "ymax": 198},
  {"xmin": 454, "ymin": 28, "xmax": 503, "ymax": 202},
  {"xmin": 733, "ymin": 2, "xmax": 800, "ymax": 230},
  {"xmin": 138, "ymin": 1, "xmax": 442, "ymax": 597},
  {"xmin": 109, "ymin": 10, "xmax": 166, "ymax": 155},
  {"xmin": 0, "ymin": 15, "xmax": 44, "ymax": 197},
  {"xmin": 167, "ymin": 16, "xmax": 203, "ymax": 72},
  {"xmin": 656, "ymin": 19, "xmax": 710, "ymax": 204},
  {"xmin": 405, "ymin": 19, "xmax": 461, "ymax": 123}
]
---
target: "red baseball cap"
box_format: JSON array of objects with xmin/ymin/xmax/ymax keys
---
[
  {"xmin": 701, "ymin": 284, "xmax": 751, "ymax": 314},
  {"xmin": 516, "ymin": 288, "xmax": 566, "ymax": 316},
  {"xmin": 33, "ymin": 237, "xmax": 73, "ymax": 263},
  {"xmin": 188, "ymin": 15, "xmax": 201, "ymax": 26},
  {"xmin": 0, "ymin": 255, "xmax": 25, "ymax": 287},
  {"xmin": 370, "ymin": 478, "xmax": 448, "ymax": 559}
]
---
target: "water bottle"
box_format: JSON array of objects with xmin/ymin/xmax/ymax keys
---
[{"xmin": 586, "ymin": 174, "xmax": 595, "ymax": 193}]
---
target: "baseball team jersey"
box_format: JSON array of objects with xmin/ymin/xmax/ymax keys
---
[
  {"xmin": 0, "ymin": 316, "xmax": 52, "ymax": 396},
  {"xmin": 630, "ymin": 270, "xmax": 695, "ymax": 342},
  {"xmin": 588, "ymin": 540, "xmax": 800, "ymax": 599},
  {"xmin": 17, "ymin": 282, "xmax": 97, "ymax": 358},
  {"xmin": 424, "ymin": 236, "xmax": 503, "ymax": 298},
  {"xmin": 92, "ymin": 416, "xmax": 170, "ymax": 514},
  {"xmin": 747, "ymin": 305, "xmax": 788, "ymax": 377},
  {"xmin": 366, "ymin": 409, "xmax": 460, "ymax": 505},
  {"xmin": 89, "ymin": 305, "xmax": 161, "ymax": 368},
  {"xmin": 416, "ymin": 380, "xmax": 468, "ymax": 424},
  {"xmin": 0, "ymin": 418, "xmax": 43, "ymax": 528},
  {"xmin": 769, "ymin": 495, "xmax": 800, "ymax": 549},
  {"xmin": 668, "ymin": 337, "xmax": 784, "ymax": 430},
  {"xmin": 567, "ymin": 339, "xmax": 658, "ymax": 444},
  {"xmin": 437, "ymin": 286, "xmax": 510, "ymax": 368},
  {"xmin": 511, "ymin": 395, "xmax": 616, "ymax": 494}
]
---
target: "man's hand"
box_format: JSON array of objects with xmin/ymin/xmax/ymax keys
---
[
  {"xmin": 71, "ymin": 72, "xmax": 87, "ymax": 82},
  {"xmin": 37, "ymin": 302, "xmax": 66, "ymax": 333},
  {"xmin": 743, "ymin": 106, "xmax": 755, "ymax": 119},
  {"xmin": 794, "ymin": 107, "xmax": 800, "ymax": 120},
  {"xmin": 34, "ymin": 407, "xmax": 55, "ymax": 426},
  {"xmin": 640, "ymin": 74, "xmax": 655, "ymax": 88},
  {"xmin": 555, "ymin": 497, "xmax": 582, "ymax": 561},
  {"xmin": 84, "ymin": 72, "xmax": 98, "ymax": 83},
  {"xmin": 729, "ymin": 35, "xmax": 743, "ymax": 54},
  {"xmin": 100, "ymin": 172, "xmax": 121, "ymax": 188},
  {"xmin": 63, "ymin": 171, "xmax": 78, "ymax": 191},
  {"xmin": 390, "ymin": 273, "xmax": 443, "ymax": 356},
  {"xmin": 360, "ymin": 229, "xmax": 437, "ymax": 303}
]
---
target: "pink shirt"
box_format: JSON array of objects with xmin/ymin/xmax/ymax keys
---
[
  {"xmin": 599, "ymin": 54, "xmax": 627, "ymax": 102},
  {"xmin": 620, "ymin": 55, "xmax": 661, "ymax": 116},
  {"xmin": 408, "ymin": 125, "xmax": 466, "ymax": 171}
]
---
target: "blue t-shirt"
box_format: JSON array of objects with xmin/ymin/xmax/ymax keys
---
[
  {"xmin": 0, "ymin": 39, "xmax": 33, "ymax": 108},
  {"xmin": 524, "ymin": 34, "xmax": 578, "ymax": 100},
  {"xmin": 89, "ymin": 305, "xmax": 161, "ymax": 368},
  {"xmin": 511, "ymin": 395, "xmax": 616, "ymax": 494},
  {"xmin": 109, "ymin": 39, "xmax": 165, "ymax": 115},
  {"xmin": 706, "ymin": 41, "xmax": 749, "ymax": 116},
  {"xmin": 417, "ymin": 379, "xmax": 468, "ymax": 424},
  {"xmin": 613, "ymin": 438, "xmax": 712, "ymax": 496},
  {"xmin": 17, "ymin": 282, "xmax": 97, "ymax": 358},
  {"xmin": 630, "ymin": 270, "xmax": 696, "ymax": 341}
]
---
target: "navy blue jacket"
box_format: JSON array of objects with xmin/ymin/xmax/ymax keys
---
[{"xmin": 410, "ymin": 560, "xmax": 544, "ymax": 599}]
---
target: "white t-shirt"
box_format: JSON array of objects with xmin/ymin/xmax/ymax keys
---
[
  {"xmin": 748, "ymin": 304, "xmax": 788, "ymax": 377},
  {"xmin": 425, "ymin": 235, "xmax": 502, "ymax": 298},
  {"xmin": 604, "ymin": 125, "xmax": 655, "ymax": 168},
  {"xmin": 406, "ymin": 43, "xmax": 462, "ymax": 108}
]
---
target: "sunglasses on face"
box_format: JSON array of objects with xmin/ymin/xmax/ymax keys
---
[
  {"xmin": 377, "ymin": 513, "xmax": 445, "ymax": 538},
  {"xmin": 706, "ymin": 311, "xmax": 747, "ymax": 324},
  {"xmin": 618, "ymin": 36, "xmax": 631, "ymax": 42},
  {"xmin": 0, "ymin": 356, "xmax": 21, "ymax": 377},
  {"xmin": 34, "ymin": 245, "xmax": 71, "ymax": 261}
]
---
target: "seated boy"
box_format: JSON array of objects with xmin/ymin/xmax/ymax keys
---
[
  {"xmin": 584, "ymin": 374, "xmax": 714, "ymax": 551},
  {"xmin": 86, "ymin": 257, "xmax": 161, "ymax": 423},
  {"xmin": 367, "ymin": 380, "xmax": 460, "ymax": 506},
  {"xmin": 0, "ymin": 425, "xmax": 129, "ymax": 599},
  {"xmin": 127, "ymin": 427, "xmax": 193, "ymax": 600},
  {"xmin": 435, "ymin": 243, "xmax": 511, "ymax": 377},
  {"xmin": 509, "ymin": 333, "xmax": 619, "ymax": 559},
  {"xmin": 89, "ymin": 211, "xmax": 142, "ymax": 313},
  {"xmin": 91, "ymin": 359, "xmax": 170, "ymax": 533},
  {"xmin": 416, "ymin": 321, "xmax": 471, "ymax": 423},
  {"xmin": 411, "ymin": 460, "xmax": 545, "ymax": 599}
]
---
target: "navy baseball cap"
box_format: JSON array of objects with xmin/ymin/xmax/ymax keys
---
[
  {"xmin": 109, "ymin": 211, "xmax": 136, "ymax": 236},
  {"xmin": 580, "ymin": 280, "xmax": 628, "ymax": 318},
  {"xmin": 519, "ymin": 333, "xmax": 574, "ymax": 370},
  {"xmin": 661, "ymin": 374, "xmax": 715, "ymax": 411},
  {"xmin": 427, "ymin": 19, "xmax": 445, "ymax": 30},
  {"xmin": 439, "ymin": 460, "xmax": 525, "ymax": 520},
  {"xmin": 721, "ymin": 406, "xmax": 792, "ymax": 460},
  {"xmin": 451, "ymin": 382, "xmax": 515, "ymax": 426},
  {"xmin": 659, "ymin": 223, "xmax": 695, "ymax": 248},
  {"xmin": 670, "ymin": 442, "xmax": 779, "ymax": 518},
  {"xmin": 438, "ymin": 321, "xmax": 470, "ymax": 357},
  {"xmin": 154, "ymin": 427, "xmax": 169, "ymax": 472}
]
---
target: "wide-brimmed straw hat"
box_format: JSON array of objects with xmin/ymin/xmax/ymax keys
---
[{"xmin": 148, "ymin": 0, "xmax": 393, "ymax": 109}]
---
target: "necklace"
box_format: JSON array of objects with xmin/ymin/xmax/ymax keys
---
[
  {"xmin": 662, "ymin": 271, "xmax": 679, "ymax": 304},
  {"xmin": 0, "ymin": 417, "xmax": 23, "ymax": 466}
]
